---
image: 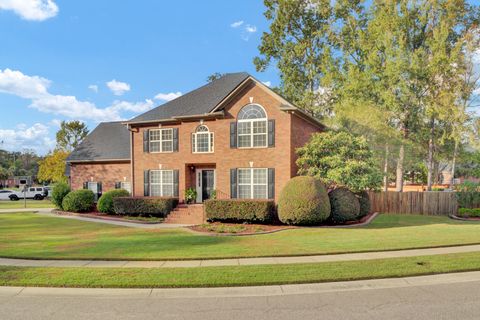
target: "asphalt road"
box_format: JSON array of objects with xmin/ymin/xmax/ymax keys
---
[{"xmin": 1, "ymin": 274, "xmax": 479, "ymax": 320}]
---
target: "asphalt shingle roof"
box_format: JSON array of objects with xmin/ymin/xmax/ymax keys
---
[
  {"xmin": 128, "ymin": 72, "xmax": 250, "ymax": 123},
  {"xmin": 67, "ymin": 121, "xmax": 130, "ymax": 162}
]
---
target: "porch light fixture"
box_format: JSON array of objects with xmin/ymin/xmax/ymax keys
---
[{"xmin": 190, "ymin": 165, "xmax": 195, "ymax": 171}]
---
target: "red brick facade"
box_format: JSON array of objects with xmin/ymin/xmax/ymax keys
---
[
  {"xmin": 69, "ymin": 161, "xmax": 131, "ymax": 191},
  {"xmin": 130, "ymin": 82, "xmax": 322, "ymax": 202}
]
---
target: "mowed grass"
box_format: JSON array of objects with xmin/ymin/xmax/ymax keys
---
[
  {"xmin": 1, "ymin": 213, "xmax": 480, "ymax": 260},
  {"xmin": 2, "ymin": 252, "xmax": 480, "ymax": 288},
  {"xmin": 0, "ymin": 199, "xmax": 54, "ymax": 209}
]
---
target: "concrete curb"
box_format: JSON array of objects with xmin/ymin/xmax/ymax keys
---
[{"xmin": 1, "ymin": 271, "xmax": 480, "ymax": 298}]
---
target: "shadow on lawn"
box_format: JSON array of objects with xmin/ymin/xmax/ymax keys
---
[{"xmin": 363, "ymin": 214, "xmax": 478, "ymax": 229}]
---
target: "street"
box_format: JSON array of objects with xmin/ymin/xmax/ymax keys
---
[{"xmin": 1, "ymin": 272, "xmax": 480, "ymax": 319}]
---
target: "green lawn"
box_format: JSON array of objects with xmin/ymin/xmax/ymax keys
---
[
  {"xmin": 0, "ymin": 199, "xmax": 54, "ymax": 209},
  {"xmin": 2, "ymin": 252, "xmax": 480, "ymax": 288},
  {"xmin": 1, "ymin": 213, "xmax": 480, "ymax": 260}
]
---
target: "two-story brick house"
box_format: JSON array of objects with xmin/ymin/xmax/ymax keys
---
[{"xmin": 67, "ymin": 72, "xmax": 323, "ymax": 203}]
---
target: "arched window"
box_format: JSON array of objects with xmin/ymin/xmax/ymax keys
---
[
  {"xmin": 237, "ymin": 104, "xmax": 268, "ymax": 148},
  {"xmin": 192, "ymin": 125, "xmax": 214, "ymax": 153}
]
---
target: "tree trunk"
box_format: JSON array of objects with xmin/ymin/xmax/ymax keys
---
[
  {"xmin": 449, "ymin": 140, "xmax": 459, "ymax": 189},
  {"xmin": 426, "ymin": 117, "xmax": 435, "ymax": 191},
  {"xmin": 383, "ymin": 144, "xmax": 389, "ymax": 192},
  {"xmin": 396, "ymin": 144, "xmax": 405, "ymax": 192}
]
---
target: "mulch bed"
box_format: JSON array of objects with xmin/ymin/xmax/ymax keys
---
[
  {"xmin": 54, "ymin": 210, "xmax": 163, "ymax": 224},
  {"xmin": 188, "ymin": 212, "xmax": 378, "ymax": 236},
  {"xmin": 450, "ymin": 214, "xmax": 480, "ymax": 221}
]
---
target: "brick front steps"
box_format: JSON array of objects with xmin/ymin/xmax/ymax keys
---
[{"xmin": 165, "ymin": 204, "xmax": 205, "ymax": 225}]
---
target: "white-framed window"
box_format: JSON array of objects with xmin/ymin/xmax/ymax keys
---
[
  {"xmin": 149, "ymin": 128, "xmax": 173, "ymax": 152},
  {"xmin": 238, "ymin": 168, "xmax": 268, "ymax": 199},
  {"xmin": 237, "ymin": 104, "xmax": 268, "ymax": 148},
  {"xmin": 120, "ymin": 182, "xmax": 131, "ymax": 194},
  {"xmin": 192, "ymin": 125, "xmax": 214, "ymax": 153},
  {"xmin": 87, "ymin": 181, "xmax": 98, "ymax": 193},
  {"xmin": 150, "ymin": 170, "xmax": 174, "ymax": 197}
]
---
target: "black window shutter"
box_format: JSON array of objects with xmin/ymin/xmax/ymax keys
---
[
  {"xmin": 230, "ymin": 168, "xmax": 238, "ymax": 199},
  {"xmin": 115, "ymin": 182, "xmax": 121, "ymax": 189},
  {"xmin": 173, "ymin": 128, "xmax": 179, "ymax": 152},
  {"xmin": 83, "ymin": 182, "xmax": 88, "ymax": 189},
  {"xmin": 268, "ymin": 119, "xmax": 275, "ymax": 147},
  {"xmin": 97, "ymin": 182, "xmax": 103, "ymax": 196},
  {"xmin": 173, "ymin": 170, "xmax": 179, "ymax": 197},
  {"xmin": 144, "ymin": 170, "xmax": 150, "ymax": 196},
  {"xmin": 268, "ymin": 168, "xmax": 275, "ymax": 199},
  {"xmin": 230, "ymin": 122, "xmax": 237, "ymax": 148},
  {"xmin": 143, "ymin": 129, "xmax": 150, "ymax": 153}
]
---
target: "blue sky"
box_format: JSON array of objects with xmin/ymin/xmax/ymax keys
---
[{"xmin": 0, "ymin": 0, "xmax": 279, "ymax": 154}]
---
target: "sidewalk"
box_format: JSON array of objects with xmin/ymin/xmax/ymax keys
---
[
  {"xmin": 2, "ymin": 243, "xmax": 480, "ymax": 268},
  {"xmin": 0, "ymin": 209, "xmax": 193, "ymax": 229}
]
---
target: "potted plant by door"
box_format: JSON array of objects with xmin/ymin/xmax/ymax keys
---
[{"xmin": 185, "ymin": 188, "xmax": 197, "ymax": 204}]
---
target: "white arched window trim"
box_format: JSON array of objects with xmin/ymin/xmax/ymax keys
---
[
  {"xmin": 192, "ymin": 125, "xmax": 214, "ymax": 153},
  {"xmin": 237, "ymin": 104, "xmax": 268, "ymax": 148}
]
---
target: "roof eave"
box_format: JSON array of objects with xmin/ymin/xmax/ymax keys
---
[
  {"xmin": 123, "ymin": 111, "xmax": 225, "ymax": 126},
  {"xmin": 67, "ymin": 158, "xmax": 131, "ymax": 164}
]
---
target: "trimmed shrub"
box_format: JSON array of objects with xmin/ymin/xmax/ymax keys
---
[
  {"xmin": 329, "ymin": 187, "xmax": 360, "ymax": 224},
  {"xmin": 458, "ymin": 208, "xmax": 480, "ymax": 218},
  {"xmin": 355, "ymin": 190, "xmax": 371, "ymax": 218},
  {"xmin": 51, "ymin": 182, "xmax": 70, "ymax": 210},
  {"xmin": 113, "ymin": 197, "xmax": 178, "ymax": 217},
  {"xmin": 62, "ymin": 189, "xmax": 95, "ymax": 213},
  {"xmin": 205, "ymin": 199, "xmax": 276, "ymax": 223},
  {"xmin": 277, "ymin": 176, "xmax": 330, "ymax": 225},
  {"xmin": 97, "ymin": 189, "xmax": 130, "ymax": 214}
]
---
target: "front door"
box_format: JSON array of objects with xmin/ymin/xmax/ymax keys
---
[{"xmin": 195, "ymin": 169, "xmax": 215, "ymax": 203}]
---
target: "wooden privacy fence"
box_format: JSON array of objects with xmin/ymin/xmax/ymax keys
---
[{"xmin": 367, "ymin": 191, "xmax": 458, "ymax": 216}]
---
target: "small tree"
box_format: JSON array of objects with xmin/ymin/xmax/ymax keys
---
[
  {"xmin": 296, "ymin": 131, "xmax": 382, "ymax": 192},
  {"xmin": 37, "ymin": 150, "xmax": 69, "ymax": 183}
]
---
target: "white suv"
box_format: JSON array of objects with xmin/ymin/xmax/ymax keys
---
[{"xmin": 9, "ymin": 187, "xmax": 48, "ymax": 201}]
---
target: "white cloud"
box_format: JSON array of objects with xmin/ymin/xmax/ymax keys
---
[
  {"xmin": 106, "ymin": 79, "xmax": 130, "ymax": 96},
  {"xmin": 262, "ymin": 81, "xmax": 271, "ymax": 87},
  {"xmin": 88, "ymin": 84, "xmax": 98, "ymax": 93},
  {"xmin": 0, "ymin": 123, "xmax": 54, "ymax": 154},
  {"xmin": 245, "ymin": 24, "xmax": 257, "ymax": 33},
  {"xmin": 230, "ymin": 20, "xmax": 243, "ymax": 28},
  {"xmin": 0, "ymin": 68, "xmax": 157, "ymax": 122},
  {"xmin": 154, "ymin": 91, "xmax": 182, "ymax": 101},
  {"xmin": 108, "ymin": 99, "xmax": 155, "ymax": 113},
  {"xmin": 0, "ymin": 68, "xmax": 50, "ymax": 99},
  {"xmin": 0, "ymin": 0, "xmax": 58, "ymax": 21}
]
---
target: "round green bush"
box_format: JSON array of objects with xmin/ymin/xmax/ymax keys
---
[
  {"xmin": 328, "ymin": 187, "xmax": 360, "ymax": 224},
  {"xmin": 355, "ymin": 190, "xmax": 371, "ymax": 218},
  {"xmin": 62, "ymin": 189, "xmax": 95, "ymax": 213},
  {"xmin": 97, "ymin": 189, "xmax": 130, "ymax": 214},
  {"xmin": 51, "ymin": 182, "xmax": 71, "ymax": 210},
  {"xmin": 278, "ymin": 176, "xmax": 331, "ymax": 225}
]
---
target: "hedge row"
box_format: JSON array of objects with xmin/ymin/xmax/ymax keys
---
[
  {"xmin": 205, "ymin": 199, "xmax": 276, "ymax": 223},
  {"xmin": 113, "ymin": 197, "xmax": 179, "ymax": 217},
  {"xmin": 458, "ymin": 207, "xmax": 480, "ymax": 218}
]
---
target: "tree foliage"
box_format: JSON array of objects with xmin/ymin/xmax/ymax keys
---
[
  {"xmin": 37, "ymin": 150, "xmax": 69, "ymax": 183},
  {"xmin": 56, "ymin": 121, "xmax": 88, "ymax": 152},
  {"xmin": 296, "ymin": 131, "xmax": 382, "ymax": 192}
]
